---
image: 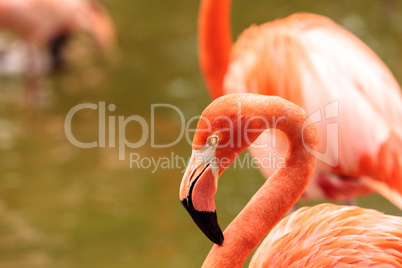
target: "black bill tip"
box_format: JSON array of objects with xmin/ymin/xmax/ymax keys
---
[{"xmin": 181, "ymin": 198, "xmax": 224, "ymax": 245}]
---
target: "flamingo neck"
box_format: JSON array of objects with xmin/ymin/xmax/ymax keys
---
[
  {"xmin": 198, "ymin": 0, "xmax": 232, "ymax": 99},
  {"xmin": 203, "ymin": 96, "xmax": 319, "ymax": 267}
]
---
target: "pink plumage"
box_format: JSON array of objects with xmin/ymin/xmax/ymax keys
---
[
  {"xmin": 251, "ymin": 203, "xmax": 402, "ymax": 267},
  {"xmin": 198, "ymin": 0, "xmax": 402, "ymax": 208},
  {"xmin": 0, "ymin": 0, "xmax": 115, "ymax": 100},
  {"xmin": 0, "ymin": 0, "xmax": 115, "ymax": 48}
]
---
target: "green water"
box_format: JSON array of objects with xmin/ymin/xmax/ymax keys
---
[{"xmin": 0, "ymin": 0, "xmax": 401, "ymax": 267}]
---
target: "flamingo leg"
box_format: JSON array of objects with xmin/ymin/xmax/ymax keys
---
[{"xmin": 25, "ymin": 44, "xmax": 41, "ymax": 104}]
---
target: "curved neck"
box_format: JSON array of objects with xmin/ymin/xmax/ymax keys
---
[
  {"xmin": 198, "ymin": 0, "xmax": 233, "ymax": 99},
  {"xmin": 203, "ymin": 96, "xmax": 319, "ymax": 267}
]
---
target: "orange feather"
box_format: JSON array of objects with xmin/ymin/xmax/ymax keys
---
[{"xmin": 251, "ymin": 204, "xmax": 402, "ymax": 267}]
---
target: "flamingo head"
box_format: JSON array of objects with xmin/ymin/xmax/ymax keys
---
[{"xmin": 180, "ymin": 94, "xmax": 269, "ymax": 245}]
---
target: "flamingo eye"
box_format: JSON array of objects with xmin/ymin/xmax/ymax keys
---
[{"xmin": 208, "ymin": 135, "xmax": 220, "ymax": 146}]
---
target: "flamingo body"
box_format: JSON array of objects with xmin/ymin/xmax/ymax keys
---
[
  {"xmin": 199, "ymin": 1, "xmax": 402, "ymax": 207},
  {"xmin": 0, "ymin": 0, "xmax": 115, "ymax": 100},
  {"xmin": 251, "ymin": 203, "xmax": 402, "ymax": 267},
  {"xmin": 0, "ymin": 0, "xmax": 115, "ymax": 48},
  {"xmin": 179, "ymin": 93, "xmax": 402, "ymax": 267}
]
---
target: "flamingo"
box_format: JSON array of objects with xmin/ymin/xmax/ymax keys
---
[
  {"xmin": 198, "ymin": 0, "xmax": 402, "ymax": 208},
  {"xmin": 0, "ymin": 0, "xmax": 115, "ymax": 100},
  {"xmin": 180, "ymin": 93, "xmax": 402, "ymax": 267}
]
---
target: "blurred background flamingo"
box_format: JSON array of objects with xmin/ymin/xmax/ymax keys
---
[
  {"xmin": 0, "ymin": 0, "xmax": 115, "ymax": 101},
  {"xmin": 198, "ymin": 0, "xmax": 402, "ymax": 209},
  {"xmin": 180, "ymin": 93, "xmax": 402, "ymax": 267}
]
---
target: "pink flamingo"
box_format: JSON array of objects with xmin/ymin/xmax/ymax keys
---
[
  {"xmin": 180, "ymin": 93, "xmax": 402, "ymax": 267},
  {"xmin": 198, "ymin": 0, "xmax": 402, "ymax": 208},
  {"xmin": 0, "ymin": 0, "xmax": 115, "ymax": 100}
]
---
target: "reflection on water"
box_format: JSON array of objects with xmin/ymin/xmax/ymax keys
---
[{"xmin": 0, "ymin": 0, "xmax": 401, "ymax": 267}]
